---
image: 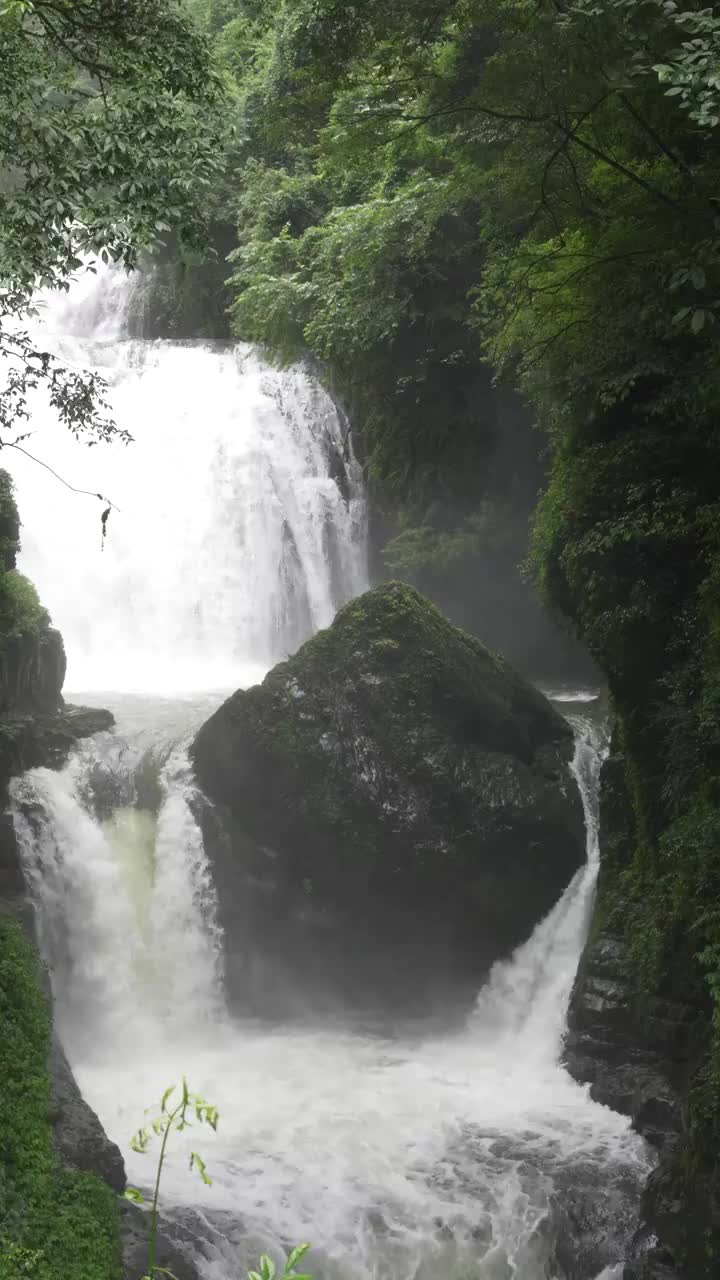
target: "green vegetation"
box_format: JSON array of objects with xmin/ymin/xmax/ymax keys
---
[
  {"xmin": 0, "ymin": 913, "xmax": 121, "ymax": 1280},
  {"xmin": 125, "ymin": 1080, "xmax": 313, "ymax": 1280},
  {"xmin": 0, "ymin": 0, "xmax": 226, "ymax": 447},
  {"xmin": 0, "ymin": 574, "xmax": 49, "ymax": 648},
  {"xmin": 0, "ymin": 471, "xmax": 50, "ymax": 650},
  {"xmin": 0, "ymin": 472, "xmax": 19, "ymax": 573},
  {"xmin": 1, "ymin": 0, "xmax": 719, "ymax": 1268},
  {"xmin": 187, "ymin": 3, "xmax": 720, "ymax": 943},
  {"xmin": 173, "ymin": 0, "xmax": 720, "ymax": 1262},
  {"xmin": 124, "ymin": 1079, "xmax": 219, "ymax": 1280}
]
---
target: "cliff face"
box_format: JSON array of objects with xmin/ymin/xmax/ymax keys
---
[
  {"xmin": 565, "ymin": 735, "xmax": 720, "ymax": 1277},
  {"xmin": 524, "ymin": 301, "xmax": 720, "ymax": 1275},
  {"xmin": 0, "ymin": 627, "xmax": 66, "ymax": 715}
]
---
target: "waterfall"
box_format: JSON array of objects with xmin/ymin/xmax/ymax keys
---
[
  {"xmin": 7, "ymin": 267, "xmax": 368, "ymax": 691},
  {"xmin": 7, "ymin": 270, "xmax": 650, "ymax": 1280},
  {"xmin": 12, "ymin": 736, "xmax": 224, "ymax": 1053},
  {"xmin": 471, "ymin": 711, "xmax": 606, "ymax": 1060},
  {"xmin": 11, "ymin": 702, "xmax": 650, "ymax": 1280}
]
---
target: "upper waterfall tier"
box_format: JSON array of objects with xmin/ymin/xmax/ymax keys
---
[{"xmin": 7, "ymin": 268, "xmax": 368, "ymax": 692}]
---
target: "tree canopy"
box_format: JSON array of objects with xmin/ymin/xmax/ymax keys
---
[{"xmin": 0, "ymin": 0, "xmax": 225, "ymax": 446}]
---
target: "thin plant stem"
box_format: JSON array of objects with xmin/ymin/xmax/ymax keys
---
[{"xmin": 148, "ymin": 1104, "xmax": 179, "ymax": 1280}]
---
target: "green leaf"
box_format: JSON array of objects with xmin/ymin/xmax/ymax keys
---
[
  {"xmin": 123, "ymin": 1187, "xmax": 145, "ymax": 1204},
  {"xmin": 286, "ymin": 1244, "xmax": 311, "ymax": 1271},
  {"xmin": 260, "ymin": 1257, "xmax": 276, "ymax": 1280},
  {"xmin": 691, "ymin": 308, "xmax": 706, "ymax": 332},
  {"xmin": 161, "ymin": 1084, "xmax": 177, "ymax": 1113},
  {"xmin": 190, "ymin": 1151, "xmax": 213, "ymax": 1186}
]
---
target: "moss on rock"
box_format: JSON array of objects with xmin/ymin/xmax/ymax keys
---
[
  {"xmin": 0, "ymin": 914, "xmax": 121, "ymax": 1280},
  {"xmin": 192, "ymin": 582, "xmax": 584, "ymax": 1013}
]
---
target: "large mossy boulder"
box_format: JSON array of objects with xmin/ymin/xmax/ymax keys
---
[{"xmin": 191, "ymin": 582, "xmax": 585, "ymax": 1014}]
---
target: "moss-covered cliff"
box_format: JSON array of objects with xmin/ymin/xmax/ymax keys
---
[
  {"xmin": 0, "ymin": 917, "xmax": 122, "ymax": 1280},
  {"xmin": 542, "ymin": 407, "xmax": 720, "ymax": 1275}
]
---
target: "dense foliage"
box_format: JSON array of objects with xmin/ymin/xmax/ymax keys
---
[
  {"xmin": 180, "ymin": 1, "xmax": 720, "ymax": 1264},
  {"xmin": 0, "ymin": 0, "xmax": 225, "ymax": 447},
  {"xmin": 0, "ymin": 914, "xmax": 121, "ymax": 1279},
  {"xmin": 0, "ymin": 471, "xmax": 49, "ymax": 648}
]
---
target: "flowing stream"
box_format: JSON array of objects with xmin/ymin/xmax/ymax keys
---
[{"xmin": 7, "ymin": 271, "xmax": 650, "ymax": 1280}]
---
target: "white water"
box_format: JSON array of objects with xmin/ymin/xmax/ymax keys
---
[
  {"xmin": 13, "ymin": 705, "xmax": 650, "ymax": 1280},
  {"xmin": 8, "ymin": 269, "xmax": 367, "ymax": 691},
  {"xmin": 8, "ymin": 269, "xmax": 650, "ymax": 1279}
]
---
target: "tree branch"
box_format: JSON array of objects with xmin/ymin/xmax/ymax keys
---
[{"xmin": 1, "ymin": 440, "xmax": 120, "ymax": 510}]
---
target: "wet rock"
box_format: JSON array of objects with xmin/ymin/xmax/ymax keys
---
[
  {"xmin": 564, "ymin": 740, "xmax": 713, "ymax": 1280},
  {"xmin": 49, "ymin": 1035, "xmax": 125, "ymax": 1192},
  {"xmin": 551, "ymin": 1158, "xmax": 646, "ymax": 1279},
  {"xmin": 192, "ymin": 581, "xmax": 585, "ymax": 1014},
  {"xmin": 563, "ymin": 926, "xmax": 702, "ymax": 1148},
  {"xmin": 0, "ymin": 626, "xmax": 66, "ymax": 715},
  {"xmin": 121, "ymin": 1203, "xmax": 202, "ymax": 1280},
  {"xmin": 0, "ymin": 703, "xmax": 115, "ymax": 779}
]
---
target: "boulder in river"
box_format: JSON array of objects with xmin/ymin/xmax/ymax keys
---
[{"xmin": 192, "ymin": 582, "xmax": 585, "ymax": 1014}]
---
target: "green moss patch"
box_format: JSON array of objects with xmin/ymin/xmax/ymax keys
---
[{"xmin": 0, "ymin": 914, "xmax": 121, "ymax": 1280}]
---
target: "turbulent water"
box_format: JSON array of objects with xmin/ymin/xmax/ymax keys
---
[
  {"xmin": 8, "ymin": 270, "xmax": 650, "ymax": 1280},
  {"xmin": 10, "ymin": 269, "xmax": 367, "ymax": 690}
]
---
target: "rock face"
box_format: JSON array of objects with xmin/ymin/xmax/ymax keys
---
[
  {"xmin": 192, "ymin": 582, "xmax": 584, "ymax": 1013},
  {"xmin": 564, "ymin": 741, "xmax": 712, "ymax": 1280},
  {"xmin": 0, "ymin": 626, "xmax": 66, "ymax": 714},
  {"xmin": 49, "ymin": 1035, "xmax": 125, "ymax": 1192}
]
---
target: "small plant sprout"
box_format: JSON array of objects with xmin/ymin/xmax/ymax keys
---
[
  {"xmin": 124, "ymin": 1078, "xmax": 219, "ymax": 1280},
  {"xmin": 251, "ymin": 1244, "xmax": 314, "ymax": 1280}
]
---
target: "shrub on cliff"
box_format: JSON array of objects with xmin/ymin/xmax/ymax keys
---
[
  {"xmin": 0, "ymin": 574, "xmax": 50, "ymax": 650},
  {"xmin": 0, "ymin": 0, "xmax": 226, "ymax": 451},
  {"xmin": 0, "ymin": 914, "xmax": 121, "ymax": 1279}
]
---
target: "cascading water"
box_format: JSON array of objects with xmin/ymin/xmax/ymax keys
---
[
  {"xmin": 7, "ymin": 270, "xmax": 651, "ymax": 1280},
  {"xmin": 10, "ymin": 268, "xmax": 367, "ymax": 690},
  {"xmin": 12, "ymin": 706, "xmax": 650, "ymax": 1280}
]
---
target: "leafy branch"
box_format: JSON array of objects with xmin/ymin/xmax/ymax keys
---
[
  {"xmin": 125, "ymin": 1079, "xmax": 219, "ymax": 1280},
  {"xmin": 125, "ymin": 1080, "xmax": 314, "ymax": 1280}
]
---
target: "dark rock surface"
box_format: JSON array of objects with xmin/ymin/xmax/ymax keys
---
[
  {"xmin": 0, "ymin": 703, "xmax": 115, "ymax": 778},
  {"xmin": 121, "ymin": 1203, "xmax": 202, "ymax": 1280},
  {"xmin": 192, "ymin": 581, "xmax": 584, "ymax": 1013},
  {"xmin": 0, "ymin": 626, "xmax": 66, "ymax": 715},
  {"xmin": 564, "ymin": 742, "xmax": 711, "ymax": 1280},
  {"xmin": 565, "ymin": 929, "xmax": 705, "ymax": 1149},
  {"xmin": 49, "ymin": 1035, "xmax": 125, "ymax": 1192}
]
